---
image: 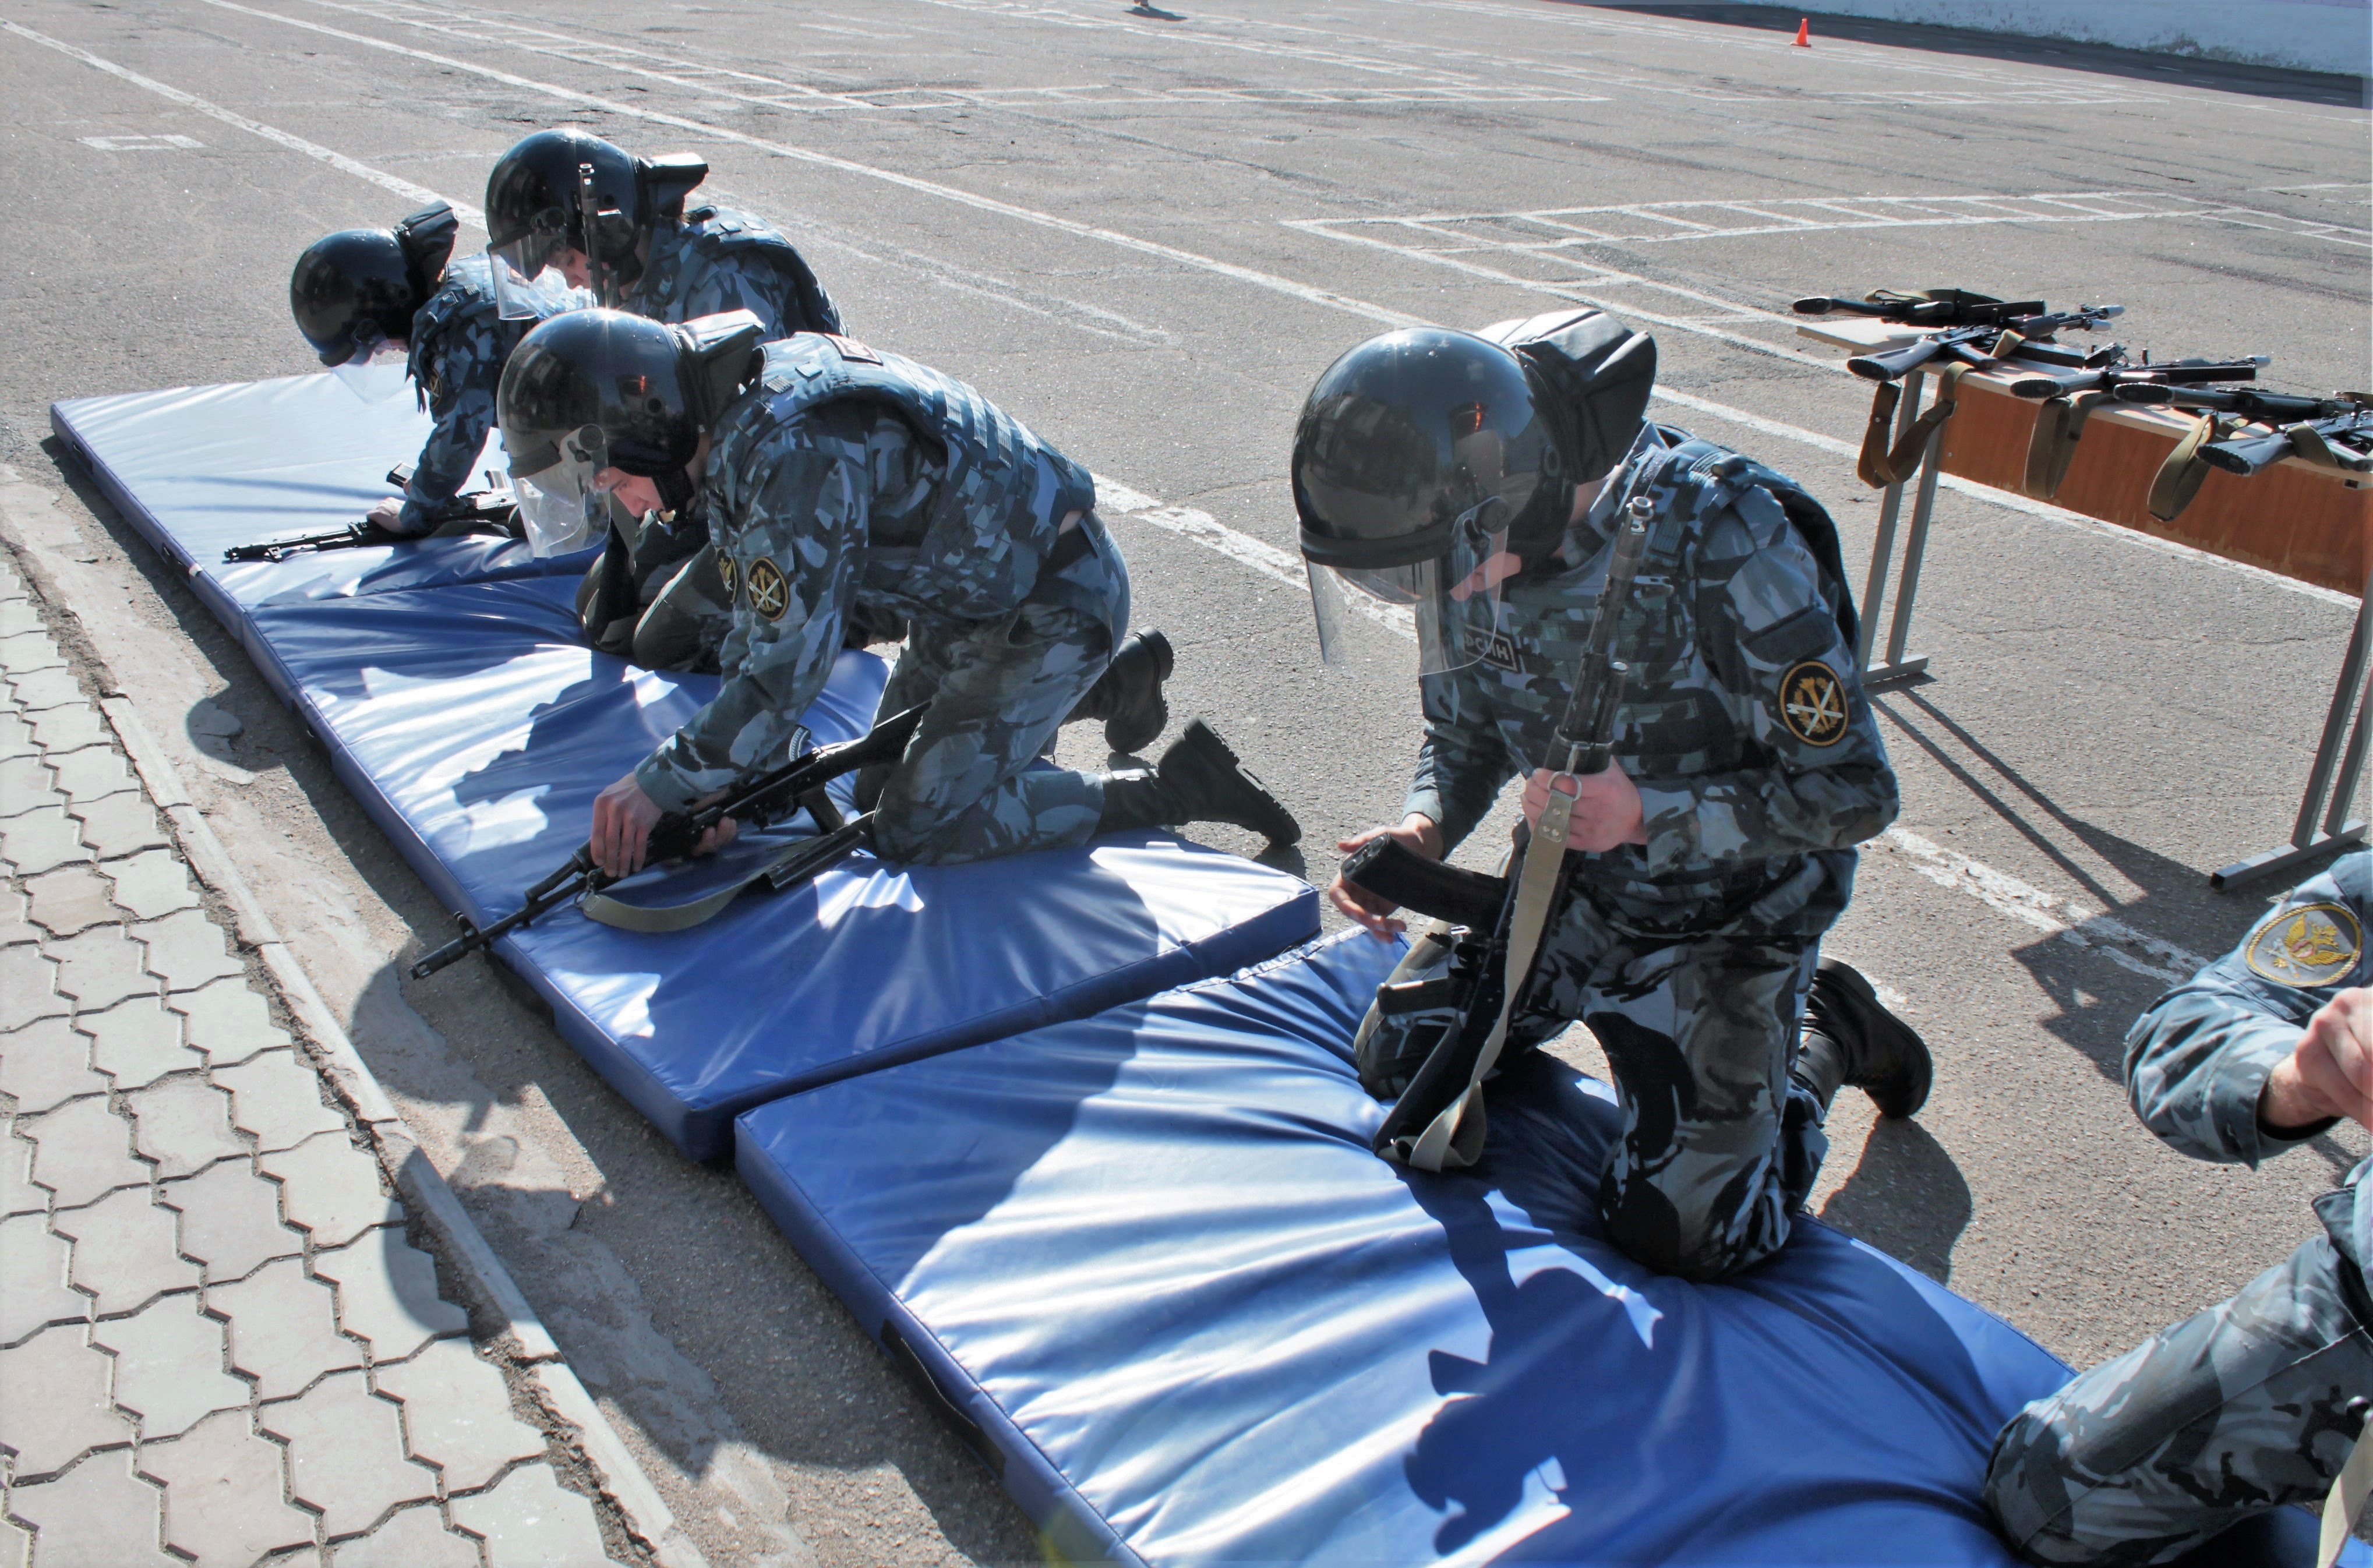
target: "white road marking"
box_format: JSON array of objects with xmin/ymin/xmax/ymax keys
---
[
  {"xmin": 1305, "ymin": 193, "xmax": 2372, "ymax": 252},
  {"xmin": 79, "ymin": 132, "xmax": 204, "ymax": 150},
  {"xmin": 2, "ymin": 20, "xmax": 483, "ymax": 226},
  {"xmin": 1875, "ymin": 828, "xmax": 2210, "ymax": 984}
]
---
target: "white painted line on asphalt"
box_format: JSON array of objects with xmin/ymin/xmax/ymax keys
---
[
  {"xmin": 1874, "ymin": 828, "xmax": 2210, "ymax": 984},
  {"xmin": 164, "ymin": 0, "xmax": 2364, "ymax": 615},
  {"xmin": 0, "ymin": 20, "xmax": 485, "ymax": 227},
  {"xmin": 199, "ymin": 0, "xmax": 1433, "ymax": 334}
]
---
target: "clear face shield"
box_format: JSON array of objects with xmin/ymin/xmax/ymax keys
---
[
  {"xmin": 330, "ymin": 329, "xmax": 410, "ymax": 404},
  {"xmin": 488, "ymin": 233, "xmax": 577, "ymax": 321},
  {"xmin": 1309, "ymin": 497, "xmax": 1514, "ymax": 677},
  {"xmin": 508, "ymin": 423, "xmax": 608, "ymax": 557}
]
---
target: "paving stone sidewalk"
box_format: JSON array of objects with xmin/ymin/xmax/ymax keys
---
[{"xmin": 0, "ymin": 552, "xmax": 620, "ymax": 1566}]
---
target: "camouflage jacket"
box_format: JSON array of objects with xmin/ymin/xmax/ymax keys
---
[
  {"xmin": 633, "ymin": 337, "xmax": 1102, "ymax": 811},
  {"xmin": 398, "ymin": 254, "xmax": 556, "ymax": 533},
  {"xmin": 1407, "ymin": 423, "xmax": 1897, "ymax": 938},
  {"xmin": 2125, "ymin": 851, "xmax": 2370, "ymax": 1277},
  {"xmin": 621, "ymin": 204, "xmax": 842, "ymax": 339}
]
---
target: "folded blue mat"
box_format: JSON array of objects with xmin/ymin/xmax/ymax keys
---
[
  {"xmin": 50, "ymin": 377, "xmax": 580, "ymax": 645},
  {"xmin": 248, "ymin": 574, "xmax": 1318, "ymax": 1159},
  {"xmin": 737, "ymin": 931, "xmax": 2080, "ymax": 1566}
]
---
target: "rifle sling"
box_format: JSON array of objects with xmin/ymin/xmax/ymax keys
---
[
  {"xmin": 1389, "ymin": 778, "xmax": 1577, "ymax": 1173},
  {"xmin": 2318, "ymin": 1419, "xmax": 2372, "ymax": 1568},
  {"xmin": 580, "ymin": 817, "xmax": 868, "ymax": 933},
  {"xmin": 2021, "ymin": 389, "xmax": 2107, "ymax": 501},
  {"xmin": 1858, "ymin": 362, "xmax": 1966, "ymax": 489},
  {"xmin": 2148, "ymin": 412, "xmax": 2222, "ymax": 523}
]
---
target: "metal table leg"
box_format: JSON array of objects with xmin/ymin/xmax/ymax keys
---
[
  {"xmin": 2212, "ymin": 566, "xmax": 2373, "ymax": 890},
  {"xmin": 1858, "ymin": 369, "xmax": 1935, "ymax": 688}
]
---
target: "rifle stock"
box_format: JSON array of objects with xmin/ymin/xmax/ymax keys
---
[{"xmin": 409, "ymin": 702, "xmax": 927, "ymax": 979}]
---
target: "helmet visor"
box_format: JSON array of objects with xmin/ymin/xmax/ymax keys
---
[
  {"xmin": 508, "ymin": 423, "xmax": 606, "ymax": 556},
  {"xmin": 488, "ymin": 239, "xmax": 571, "ymax": 320},
  {"xmin": 1311, "ymin": 499, "xmax": 1512, "ymax": 676},
  {"xmin": 330, "ymin": 331, "xmax": 409, "ymax": 404}
]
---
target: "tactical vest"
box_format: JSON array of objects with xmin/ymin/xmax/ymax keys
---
[
  {"xmin": 668, "ymin": 206, "xmax": 839, "ymax": 336},
  {"xmin": 712, "ymin": 334, "xmax": 1100, "ymax": 624},
  {"xmin": 1489, "ymin": 427, "xmax": 1858, "ymax": 785}
]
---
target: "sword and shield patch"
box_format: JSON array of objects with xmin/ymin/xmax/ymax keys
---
[
  {"xmin": 1779, "ymin": 659, "xmax": 1849, "ymax": 747},
  {"xmin": 2243, "ymin": 902, "xmax": 2363, "ymax": 988},
  {"xmin": 744, "ymin": 557, "xmax": 790, "ymax": 621}
]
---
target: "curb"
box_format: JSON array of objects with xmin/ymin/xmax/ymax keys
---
[{"xmin": 96, "ymin": 696, "xmax": 709, "ymax": 1568}]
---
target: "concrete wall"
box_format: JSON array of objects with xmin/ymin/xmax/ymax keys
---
[{"xmin": 1799, "ymin": 0, "xmax": 2370, "ymax": 76}]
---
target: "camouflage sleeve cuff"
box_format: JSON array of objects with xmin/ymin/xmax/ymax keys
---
[
  {"xmin": 1632, "ymin": 783, "xmax": 1701, "ymax": 875},
  {"xmin": 633, "ymin": 753, "xmax": 707, "ymax": 815},
  {"xmin": 1403, "ymin": 785, "xmax": 1449, "ymax": 838},
  {"xmin": 2202, "ymin": 1027, "xmax": 2310, "ymax": 1168}
]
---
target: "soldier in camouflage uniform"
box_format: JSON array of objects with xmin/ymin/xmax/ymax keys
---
[
  {"xmin": 1298, "ymin": 314, "xmax": 1931, "ymax": 1282},
  {"xmin": 483, "ymin": 129, "xmax": 844, "ymax": 664},
  {"xmin": 1985, "ymin": 853, "xmax": 2371, "ymax": 1564},
  {"xmin": 288, "ymin": 201, "xmax": 577, "ymax": 535},
  {"xmin": 495, "ymin": 309, "xmax": 1298, "ymax": 873}
]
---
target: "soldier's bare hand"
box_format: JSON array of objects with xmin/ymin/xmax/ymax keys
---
[
  {"xmin": 366, "ymin": 497, "xmax": 404, "ymax": 532},
  {"xmin": 590, "ymin": 773, "xmax": 663, "ymax": 879},
  {"xmin": 2264, "ymin": 986, "xmax": 2372, "ymax": 1133},
  {"xmin": 1328, "ymin": 815, "xmax": 1443, "ymax": 942},
  {"xmin": 1520, "ymin": 766, "xmax": 1647, "ymax": 854}
]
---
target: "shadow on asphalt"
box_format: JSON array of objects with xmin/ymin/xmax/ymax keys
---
[{"xmin": 1818, "ymin": 1117, "xmax": 1974, "ymax": 1283}]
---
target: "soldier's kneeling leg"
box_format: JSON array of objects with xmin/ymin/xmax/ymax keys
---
[
  {"xmin": 869, "ymin": 603, "xmax": 1111, "ymax": 865},
  {"xmin": 631, "ymin": 545, "xmax": 732, "ymax": 674},
  {"xmin": 1984, "ymin": 1231, "xmax": 2372, "ymax": 1566},
  {"xmin": 1583, "ymin": 936, "xmax": 1821, "ymax": 1282}
]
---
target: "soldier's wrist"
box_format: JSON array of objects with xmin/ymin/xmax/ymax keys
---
[{"xmin": 2255, "ymin": 1056, "xmax": 2340, "ymax": 1142}]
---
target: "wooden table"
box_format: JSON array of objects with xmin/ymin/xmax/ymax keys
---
[{"xmin": 1798, "ymin": 319, "xmax": 2372, "ymax": 888}]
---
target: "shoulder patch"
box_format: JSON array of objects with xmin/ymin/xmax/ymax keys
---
[
  {"xmin": 821, "ymin": 333, "xmax": 880, "ymax": 365},
  {"xmin": 2242, "ymin": 902, "xmax": 2362, "ymax": 988},
  {"xmin": 744, "ymin": 556, "xmax": 789, "ymax": 621},
  {"xmin": 1778, "ymin": 659, "xmax": 1848, "ymax": 746}
]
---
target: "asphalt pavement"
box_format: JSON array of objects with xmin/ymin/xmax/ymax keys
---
[{"xmin": 0, "ymin": 2, "xmax": 2367, "ymax": 1562}]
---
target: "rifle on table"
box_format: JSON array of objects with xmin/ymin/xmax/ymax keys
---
[
  {"xmin": 410, "ymin": 702, "xmax": 927, "ymax": 980},
  {"xmin": 224, "ymin": 465, "xmax": 520, "ymax": 563},
  {"xmin": 2004, "ymin": 355, "xmax": 2266, "ymax": 400},
  {"xmin": 2201, "ymin": 407, "xmax": 2373, "ymax": 476},
  {"xmin": 1346, "ymin": 503, "xmax": 1651, "ymax": 1170},
  {"xmin": 1792, "ymin": 291, "xmax": 2047, "ymax": 328},
  {"xmin": 1843, "ymin": 303, "xmax": 2125, "ymax": 383}
]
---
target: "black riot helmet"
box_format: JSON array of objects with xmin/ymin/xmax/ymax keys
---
[
  {"xmin": 1293, "ymin": 328, "xmax": 1550, "ymax": 673},
  {"xmin": 288, "ymin": 201, "xmax": 461, "ymax": 366},
  {"xmin": 496, "ymin": 308, "xmax": 764, "ymax": 555},
  {"xmin": 1292, "ymin": 315, "xmax": 1655, "ymax": 673},
  {"xmin": 484, "ymin": 130, "xmax": 712, "ymax": 300}
]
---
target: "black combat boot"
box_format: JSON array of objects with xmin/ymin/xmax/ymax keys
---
[
  {"xmin": 1093, "ymin": 719, "xmax": 1301, "ymax": 847},
  {"xmin": 1067, "ymin": 628, "xmax": 1174, "ymax": 755},
  {"xmin": 1793, "ymin": 956, "xmax": 1933, "ymax": 1119}
]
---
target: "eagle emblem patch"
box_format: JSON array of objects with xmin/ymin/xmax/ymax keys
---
[
  {"xmin": 2243, "ymin": 902, "xmax": 2362, "ymax": 988},
  {"xmin": 1779, "ymin": 660, "xmax": 1848, "ymax": 747},
  {"xmin": 744, "ymin": 557, "xmax": 789, "ymax": 621}
]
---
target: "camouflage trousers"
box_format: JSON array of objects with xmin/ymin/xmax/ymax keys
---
[
  {"xmin": 1373, "ymin": 919, "xmax": 1829, "ymax": 1281},
  {"xmin": 853, "ymin": 597, "xmax": 1117, "ymax": 864},
  {"xmin": 1984, "ymin": 1227, "xmax": 2373, "ymax": 1565}
]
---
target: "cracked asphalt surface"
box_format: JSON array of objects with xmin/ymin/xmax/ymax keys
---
[{"xmin": 0, "ymin": 2, "xmax": 2366, "ymax": 1561}]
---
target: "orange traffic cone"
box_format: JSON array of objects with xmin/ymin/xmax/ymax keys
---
[{"xmin": 1793, "ymin": 17, "xmax": 1810, "ymax": 45}]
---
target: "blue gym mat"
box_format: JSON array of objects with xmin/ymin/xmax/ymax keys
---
[
  {"xmin": 736, "ymin": 931, "xmax": 2083, "ymax": 1567},
  {"xmin": 246, "ymin": 573, "xmax": 1318, "ymax": 1158},
  {"xmin": 49, "ymin": 376, "xmax": 577, "ymax": 642}
]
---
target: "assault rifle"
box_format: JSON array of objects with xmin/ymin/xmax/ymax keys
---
[
  {"xmin": 1347, "ymin": 503, "xmax": 1651, "ymax": 1167},
  {"xmin": 1793, "ymin": 292, "xmax": 2047, "ymax": 328},
  {"xmin": 409, "ymin": 702, "xmax": 927, "ymax": 979},
  {"xmin": 2202, "ymin": 408, "xmax": 2373, "ymax": 477},
  {"xmin": 1843, "ymin": 304, "xmax": 2125, "ymax": 383},
  {"xmin": 2005, "ymin": 355, "xmax": 2267, "ymax": 401},
  {"xmin": 224, "ymin": 466, "xmax": 520, "ymax": 563},
  {"xmin": 2114, "ymin": 383, "xmax": 2368, "ymax": 422}
]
